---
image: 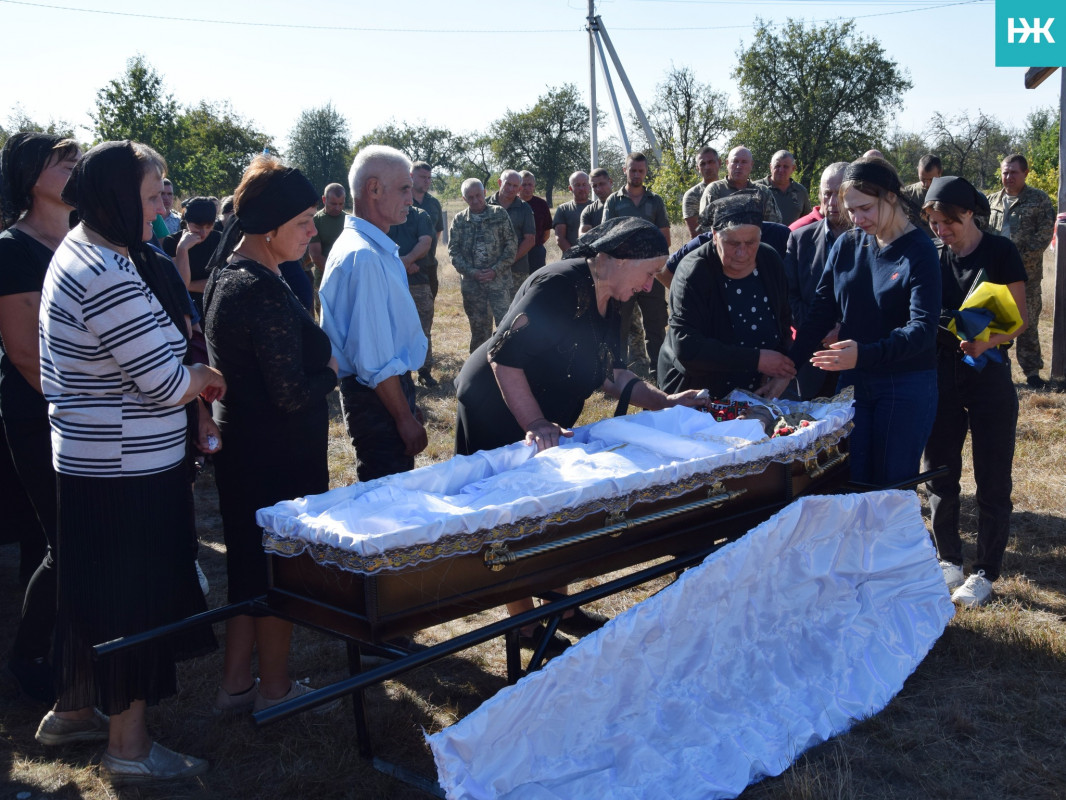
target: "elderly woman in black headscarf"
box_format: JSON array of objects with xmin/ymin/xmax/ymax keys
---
[
  {"xmin": 657, "ymin": 190, "xmax": 797, "ymax": 400},
  {"xmin": 920, "ymin": 176, "xmax": 1028, "ymax": 609},
  {"xmin": 790, "ymin": 156, "xmax": 941, "ymax": 486},
  {"xmin": 37, "ymin": 141, "xmax": 226, "ymax": 784},
  {"xmin": 454, "ymin": 217, "xmax": 710, "ymax": 651},
  {"xmin": 204, "ymin": 155, "xmax": 338, "ymax": 714}
]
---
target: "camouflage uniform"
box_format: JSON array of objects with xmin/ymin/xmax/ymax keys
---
[
  {"xmin": 388, "ymin": 206, "xmax": 437, "ymax": 371},
  {"xmin": 754, "ymin": 176, "xmax": 811, "ymax": 227},
  {"xmin": 698, "ymin": 179, "xmax": 782, "ymax": 225},
  {"xmin": 682, "ymin": 180, "xmax": 712, "ymax": 223},
  {"xmin": 988, "ymin": 185, "xmax": 1057, "ymax": 378},
  {"xmin": 413, "ymin": 191, "xmax": 444, "ymax": 296},
  {"xmin": 487, "ymin": 192, "xmax": 535, "ymax": 290},
  {"xmin": 449, "ymin": 204, "xmax": 518, "ymax": 353},
  {"xmin": 900, "ymin": 182, "xmax": 935, "ymax": 238}
]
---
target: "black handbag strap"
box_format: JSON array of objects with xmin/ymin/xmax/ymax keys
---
[{"xmin": 614, "ymin": 377, "xmax": 642, "ymax": 417}]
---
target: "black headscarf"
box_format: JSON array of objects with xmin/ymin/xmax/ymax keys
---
[
  {"xmin": 704, "ymin": 189, "xmax": 763, "ymax": 232},
  {"xmin": 61, "ymin": 141, "xmax": 149, "ymax": 251},
  {"xmin": 208, "ymin": 166, "xmax": 318, "ymax": 272},
  {"xmin": 842, "ymin": 159, "xmax": 903, "ymax": 196},
  {"xmin": 235, "ymin": 168, "xmax": 318, "ymax": 234},
  {"xmin": 563, "ymin": 216, "xmax": 668, "ymax": 260},
  {"xmin": 924, "ymin": 175, "xmax": 991, "ymax": 217}
]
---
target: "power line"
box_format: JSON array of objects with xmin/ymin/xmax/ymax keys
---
[{"xmin": 1, "ymin": 0, "xmax": 993, "ymax": 34}]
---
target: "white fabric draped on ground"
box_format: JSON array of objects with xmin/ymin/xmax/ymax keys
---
[
  {"xmin": 426, "ymin": 490, "xmax": 954, "ymax": 800},
  {"xmin": 256, "ymin": 398, "xmax": 853, "ymax": 572}
]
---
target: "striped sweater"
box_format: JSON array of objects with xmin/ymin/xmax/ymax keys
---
[{"xmin": 39, "ymin": 234, "xmax": 191, "ymax": 476}]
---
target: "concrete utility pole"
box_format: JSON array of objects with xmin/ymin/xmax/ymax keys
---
[
  {"xmin": 585, "ymin": 1, "xmax": 661, "ymax": 167},
  {"xmin": 1023, "ymin": 67, "xmax": 1065, "ymax": 381}
]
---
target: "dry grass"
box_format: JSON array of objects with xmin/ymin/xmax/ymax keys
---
[{"xmin": 2, "ymin": 244, "xmax": 1065, "ymax": 799}]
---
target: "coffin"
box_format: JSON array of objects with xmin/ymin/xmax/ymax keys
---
[{"xmin": 257, "ymin": 393, "xmax": 854, "ymax": 643}]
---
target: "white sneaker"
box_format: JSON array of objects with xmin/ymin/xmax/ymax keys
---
[
  {"xmin": 195, "ymin": 561, "xmax": 209, "ymax": 596},
  {"xmin": 940, "ymin": 561, "xmax": 965, "ymax": 592},
  {"xmin": 951, "ymin": 571, "xmax": 993, "ymax": 609}
]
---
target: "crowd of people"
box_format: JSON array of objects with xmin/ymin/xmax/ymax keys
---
[{"xmin": 0, "ymin": 128, "xmax": 1058, "ymax": 785}]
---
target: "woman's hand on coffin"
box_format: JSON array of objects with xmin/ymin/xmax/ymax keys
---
[
  {"xmin": 667, "ymin": 389, "xmax": 713, "ymax": 410},
  {"xmin": 810, "ymin": 339, "xmax": 858, "ymax": 371},
  {"xmin": 755, "ymin": 375, "xmax": 790, "ymax": 400},
  {"xmin": 757, "ymin": 349, "xmax": 797, "ymax": 379},
  {"xmin": 523, "ymin": 418, "xmax": 574, "ymax": 452}
]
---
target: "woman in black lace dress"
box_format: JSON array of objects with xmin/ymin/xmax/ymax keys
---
[{"xmin": 204, "ymin": 156, "xmax": 337, "ymax": 713}]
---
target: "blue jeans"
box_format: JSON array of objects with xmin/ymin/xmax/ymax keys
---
[{"xmin": 843, "ymin": 368, "xmax": 937, "ymax": 486}]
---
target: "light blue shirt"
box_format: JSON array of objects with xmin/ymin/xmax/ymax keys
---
[{"xmin": 319, "ymin": 216, "xmax": 428, "ymax": 388}]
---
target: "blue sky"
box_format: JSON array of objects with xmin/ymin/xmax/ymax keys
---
[{"xmin": 2, "ymin": 0, "xmax": 1059, "ymax": 154}]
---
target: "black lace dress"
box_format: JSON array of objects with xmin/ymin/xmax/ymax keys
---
[
  {"xmin": 454, "ymin": 258, "xmax": 623, "ymax": 455},
  {"xmin": 204, "ymin": 260, "xmax": 337, "ymax": 600}
]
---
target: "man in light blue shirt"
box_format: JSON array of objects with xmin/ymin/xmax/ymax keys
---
[{"xmin": 320, "ymin": 145, "xmax": 429, "ymax": 480}]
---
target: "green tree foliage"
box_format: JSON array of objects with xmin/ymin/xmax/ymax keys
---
[
  {"xmin": 1, "ymin": 105, "xmax": 77, "ymax": 148},
  {"xmin": 881, "ymin": 129, "xmax": 933, "ymax": 185},
  {"xmin": 353, "ymin": 121, "xmax": 463, "ymax": 175},
  {"xmin": 92, "ymin": 55, "xmax": 183, "ymax": 168},
  {"xmin": 90, "ymin": 57, "xmax": 273, "ymax": 198},
  {"xmin": 926, "ymin": 111, "xmax": 1015, "ymax": 190},
  {"xmin": 1018, "ymin": 106, "xmax": 1059, "ymax": 196},
  {"xmin": 645, "ymin": 149, "xmax": 691, "ymax": 223},
  {"xmin": 645, "ymin": 66, "xmax": 731, "ymax": 183},
  {"xmin": 455, "ymin": 134, "xmax": 499, "ymax": 188},
  {"xmin": 491, "ymin": 84, "xmax": 589, "ymax": 206},
  {"xmin": 732, "ymin": 19, "xmax": 911, "ymax": 190},
  {"xmin": 178, "ymin": 102, "xmax": 271, "ymax": 198},
  {"xmin": 287, "ymin": 103, "xmax": 352, "ymax": 198}
]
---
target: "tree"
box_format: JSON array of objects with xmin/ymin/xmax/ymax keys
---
[
  {"xmin": 881, "ymin": 129, "xmax": 933, "ymax": 185},
  {"xmin": 91, "ymin": 55, "xmax": 183, "ymax": 168},
  {"xmin": 287, "ymin": 104, "xmax": 352, "ymax": 198},
  {"xmin": 645, "ymin": 66, "xmax": 731, "ymax": 177},
  {"xmin": 176, "ymin": 102, "xmax": 272, "ymax": 197},
  {"xmin": 1017, "ymin": 106, "xmax": 1060, "ymax": 197},
  {"xmin": 455, "ymin": 133, "xmax": 499, "ymax": 187},
  {"xmin": 926, "ymin": 111, "xmax": 1015, "ymax": 189},
  {"xmin": 732, "ymin": 18, "xmax": 911, "ymax": 190},
  {"xmin": 491, "ymin": 84, "xmax": 589, "ymax": 206},
  {"xmin": 2, "ymin": 105, "xmax": 76, "ymax": 147},
  {"xmin": 353, "ymin": 121, "xmax": 463, "ymax": 175}
]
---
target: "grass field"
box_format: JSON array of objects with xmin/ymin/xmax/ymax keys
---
[{"xmin": 1, "ymin": 223, "xmax": 1065, "ymax": 799}]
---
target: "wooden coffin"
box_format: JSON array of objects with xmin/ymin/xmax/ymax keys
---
[{"xmin": 265, "ymin": 428, "xmax": 850, "ymax": 644}]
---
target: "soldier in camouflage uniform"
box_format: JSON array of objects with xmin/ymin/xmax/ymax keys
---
[
  {"xmin": 988, "ymin": 154, "xmax": 1057, "ymax": 389},
  {"xmin": 699, "ymin": 146, "xmax": 782, "ymax": 225},
  {"xmin": 449, "ymin": 178, "xmax": 519, "ymax": 353},
  {"xmin": 900, "ymin": 154, "xmax": 941, "ymax": 238},
  {"xmin": 754, "ymin": 150, "xmax": 811, "ymax": 227}
]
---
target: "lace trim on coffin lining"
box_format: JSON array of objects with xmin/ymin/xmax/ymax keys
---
[{"xmin": 262, "ymin": 422, "xmax": 852, "ymax": 576}]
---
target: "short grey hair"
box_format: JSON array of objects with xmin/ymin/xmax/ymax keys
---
[
  {"xmin": 568, "ymin": 170, "xmax": 589, "ymax": 187},
  {"xmin": 461, "ymin": 178, "xmax": 484, "ymax": 197},
  {"xmin": 519, "ymin": 170, "xmax": 535, "ymax": 181},
  {"xmin": 349, "ymin": 145, "xmax": 412, "ymax": 201},
  {"xmin": 324, "ymin": 182, "xmax": 345, "ymax": 198},
  {"xmin": 500, "ymin": 169, "xmax": 521, "ymax": 184},
  {"xmin": 820, "ymin": 162, "xmax": 850, "ymax": 192}
]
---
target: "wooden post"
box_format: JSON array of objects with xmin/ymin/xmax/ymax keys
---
[{"xmin": 1052, "ymin": 69, "xmax": 1066, "ymax": 381}]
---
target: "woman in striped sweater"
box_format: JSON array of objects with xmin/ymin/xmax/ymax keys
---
[{"xmin": 36, "ymin": 141, "xmax": 226, "ymax": 785}]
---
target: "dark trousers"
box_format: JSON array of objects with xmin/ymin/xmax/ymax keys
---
[
  {"xmin": 847, "ymin": 367, "xmax": 937, "ymax": 486},
  {"xmin": 922, "ymin": 351, "xmax": 1017, "ymax": 581},
  {"xmin": 340, "ymin": 374, "xmax": 418, "ymax": 482},
  {"xmin": 4, "ymin": 414, "xmax": 58, "ymax": 661},
  {"xmin": 619, "ymin": 281, "xmax": 668, "ymax": 377}
]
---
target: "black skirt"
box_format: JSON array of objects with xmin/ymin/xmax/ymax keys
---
[{"xmin": 53, "ymin": 465, "xmax": 215, "ymax": 714}]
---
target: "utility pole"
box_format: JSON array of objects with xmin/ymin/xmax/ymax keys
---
[{"xmin": 585, "ymin": 1, "xmax": 661, "ymax": 168}]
